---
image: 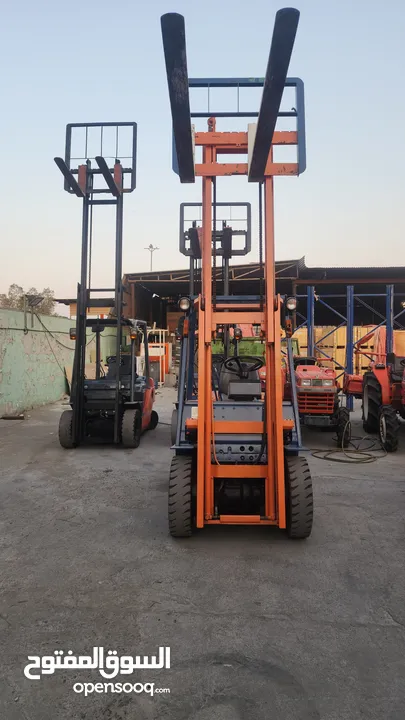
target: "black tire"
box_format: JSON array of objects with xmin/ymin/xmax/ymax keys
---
[
  {"xmin": 171, "ymin": 408, "xmax": 178, "ymax": 445},
  {"xmin": 336, "ymin": 407, "xmax": 351, "ymax": 449},
  {"xmin": 148, "ymin": 410, "xmax": 159, "ymax": 430},
  {"xmin": 168, "ymin": 455, "xmax": 195, "ymax": 537},
  {"xmin": 379, "ymin": 405, "xmax": 400, "ymax": 452},
  {"xmin": 59, "ymin": 410, "xmax": 76, "ymax": 449},
  {"xmin": 362, "ymin": 372, "xmax": 381, "ymax": 433},
  {"xmin": 285, "ymin": 455, "xmax": 313, "ymax": 540},
  {"xmin": 121, "ymin": 408, "xmax": 142, "ymax": 448}
]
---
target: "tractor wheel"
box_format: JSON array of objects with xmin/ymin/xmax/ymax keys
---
[
  {"xmin": 121, "ymin": 408, "xmax": 142, "ymax": 448},
  {"xmin": 171, "ymin": 408, "xmax": 178, "ymax": 445},
  {"xmin": 379, "ymin": 406, "xmax": 400, "ymax": 452},
  {"xmin": 59, "ymin": 410, "xmax": 76, "ymax": 449},
  {"xmin": 168, "ymin": 455, "xmax": 195, "ymax": 538},
  {"xmin": 362, "ymin": 372, "xmax": 381, "ymax": 433},
  {"xmin": 336, "ymin": 407, "xmax": 351, "ymax": 449},
  {"xmin": 148, "ymin": 410, "xmax": 159, "ymax": 430},
  {"xmin": 285, "ymin": 455, "xmax": 313, "ymax": 540}
]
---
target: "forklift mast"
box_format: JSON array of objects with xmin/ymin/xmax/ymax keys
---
[
  {"xmin": 161, "ymin": 9, "xmax": 307, "ymax": 529},
  {"xmin": 54, "ymin": 122, "xmax": 137, "ymax": 444}
]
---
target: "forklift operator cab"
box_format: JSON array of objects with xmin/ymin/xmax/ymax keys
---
[{"xmin": 218, "ymin": 356, "xmax": 263, "ymax": 401}]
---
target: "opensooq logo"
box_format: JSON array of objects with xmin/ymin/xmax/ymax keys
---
[{"xmin": 24, "ymin": 646, "xmax": 171, "ymax": 680}]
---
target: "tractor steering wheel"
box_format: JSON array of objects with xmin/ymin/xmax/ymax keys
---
[{"xmin": 223, "ymin": 355, "xmax": 264, "ymax": 378}]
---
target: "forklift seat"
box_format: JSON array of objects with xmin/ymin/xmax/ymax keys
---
[
  {"xmin": 219, "ymin": 364, "xmax": 261, "ymax": 400},
  {"xmin": 105, "ymin": 356, "xmax": 134, "ymax": 381}
]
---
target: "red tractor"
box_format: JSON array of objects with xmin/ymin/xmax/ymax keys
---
[
  {"xmin": 261, "ymin": 352, "xmax": 350, "ymax": 447},
  {"xmin": 361, "ymin": 353, "xmax": 405, "ymax": 451}
]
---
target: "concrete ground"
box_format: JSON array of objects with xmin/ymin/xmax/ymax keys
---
[{"xmin": 0, "ymin": 389, "xmax": 405, "ymax": 720}]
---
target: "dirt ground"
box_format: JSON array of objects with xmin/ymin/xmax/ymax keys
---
[{"xmin": 0, "ymin": 389, "xmax": 404, "ymax": 719}]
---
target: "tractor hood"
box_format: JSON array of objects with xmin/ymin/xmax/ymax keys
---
[
  {"xmin": 295, "ymin": 365, "xmax": 336, "ymax": 381},
  {"xmin": 259, "ymin": 365, "xmax": 336, "ymax": 381}
]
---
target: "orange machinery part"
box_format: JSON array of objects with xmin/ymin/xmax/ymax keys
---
[{"xmin": 191, "ymin": 123, "xmax": 296, "ymax": 528}]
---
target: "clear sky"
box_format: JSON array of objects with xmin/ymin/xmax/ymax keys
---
[{"xmin": 0, "ymin": 0, "xmax": 404, "ymax": 301}]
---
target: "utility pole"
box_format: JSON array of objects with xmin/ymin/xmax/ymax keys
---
[{"xmin": 145, "ymin": 244, "xmax": 159, "ymax": 271}]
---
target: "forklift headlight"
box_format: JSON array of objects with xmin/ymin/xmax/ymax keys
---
[
  {"xmin": 301, "ymin": 379, "xmax": 311, "ymax": 387},
  {"xmin": 234, "ymin": 327, "xmax": 243, "ymax": 340},
  {"xmin": 286, "ymin": 296, "xmax": 297, "ymax": 311},
  {"xmin": 69, "ymin": 328, "xmax": 77, "ymax": 340},
  {"xmin": 322, "ymin": 379, "xmax": 334, "ymax": 387},
  {"xmin": 179, "ymin": 297, "xmax": 191, "ymax": 311}
]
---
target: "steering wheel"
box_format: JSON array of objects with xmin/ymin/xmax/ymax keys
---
[
  {"xmin": 106, "ymin": 356, "xmax": 124, "ymax": 366},
  {"xmin": 212, "ymin": 354, "xmax": 225, "ymax": 366},
  {"xmin": 223, "ymin": 355, "xmax": 264, "ymax": 378}
]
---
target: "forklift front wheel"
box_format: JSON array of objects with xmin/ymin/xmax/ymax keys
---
[
  {"xmin": 148, "ymin": 410, "xmax": 159, "ymax": 431},
  {"xmin": 168, "ymin": 455, "xmax": 195, "ymax": 538},
  {"xmin": 121, "ymin": 408, "xmax": 142, "ymax": 449},
  {"xmin": 285, "ymin": 455, "xmax": 313, "ymax": 540},
  {"xmin": 59, "ymin": 410, "xmax": 76, "ymax": 449}
]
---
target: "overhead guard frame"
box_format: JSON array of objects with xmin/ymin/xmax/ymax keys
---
[{"xmin": 179, "ymin": 202, "xmax": 252, "ymax": 258}]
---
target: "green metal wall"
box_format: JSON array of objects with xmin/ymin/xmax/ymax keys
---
[{"xmin": 0, "ymin": 309, "xmax": 116, "ymax": 416}]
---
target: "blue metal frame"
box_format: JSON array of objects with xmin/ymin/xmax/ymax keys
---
[
  {"xmin": 173, "ymin": 76, "xmax": 306, "ymax": 176},
  {"xmin": 296, "ymin": 285, "xmax": 405, "ymax": 410},
  {"xmin": 286, "ymin": 337, "xmax": 302, "ymax": 449}
]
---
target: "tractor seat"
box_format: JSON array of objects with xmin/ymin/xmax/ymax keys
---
[
  {"xmin": 387, "ymin": 353, "xmax": 405, "ymax": 383},
  {"xmin": 219, "ymin": 363, "xmax": 261, "ymax": 400},
  {"xmin": 294, "ymin": 357, "xmax": 317, "ymax": 367}
]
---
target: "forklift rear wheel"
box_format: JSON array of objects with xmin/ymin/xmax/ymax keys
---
[
  {"xmin": 121, "ymin": 408, "xmax": 142, "ymax": 449},
  {"xmin": 168, "ymin": 455, "xmax": 195, "ymax": 538},
  {"xmin": 171, "ymin": 409, "xmax": 178, "ymax": 445},
  {"xmin": 148, "ymin": 410, "xmax": 159, "ymax": 431},
  {"xmin": 336, "ymin": 407, "xmax": 351, "ymax": 449},
  {"xmin": 285, "ymin": 455, "xmax": 313, "ymax": 540},
  {"xmin": 59, "ymin": 410, "xmax": 76, "ymax": 449},
  {"xmin": 362, "ymin": 372, "xmax": 381, "ymax": 433},
  {"xmin": 379, "ymin": 406, "xmax": 400, "ymax": 452}
]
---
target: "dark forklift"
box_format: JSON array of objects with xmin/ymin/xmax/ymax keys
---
[{"xmin": 54, "ymin": 122, "xmax": 158, "ymax": 448}]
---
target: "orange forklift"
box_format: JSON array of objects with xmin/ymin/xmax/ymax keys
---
[{"xmin": 161, "ymin": 8, "xmax": 313, "ymax": 539}]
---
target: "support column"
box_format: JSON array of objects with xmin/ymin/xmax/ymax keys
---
[
  {"xmin": 306, "ymin": 285, "xmax": 315, "ymax": 356},
  {"xmin": 386, "ymin": 284, "xmax": 394, "ymax": 356},
  {"xmin": 346, "ymin": 285, "xmax": 354, "ymax": 410}
]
